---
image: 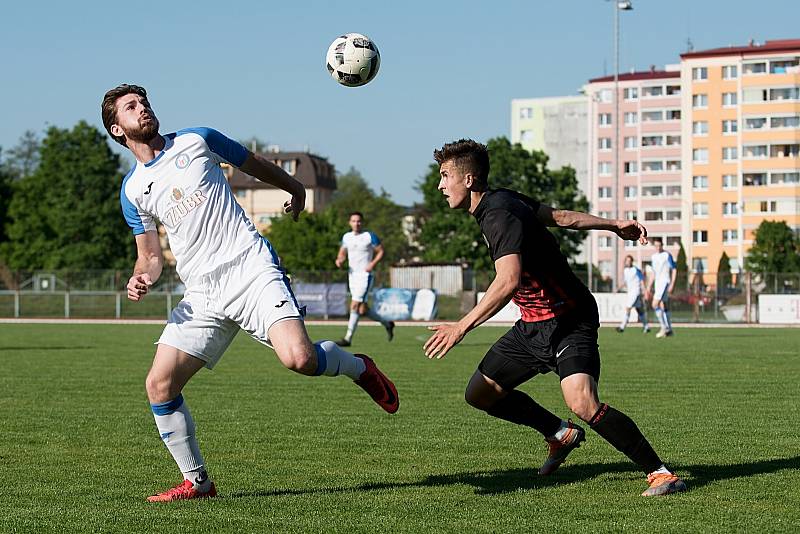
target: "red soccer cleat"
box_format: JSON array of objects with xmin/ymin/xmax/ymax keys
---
[
  {"xmin": 146, "ymin": 479, "xmax": 218, "ymax": 503},
  {"xmin": 354, "ymin": 354, "xmax": 399, "ymax": 414}
]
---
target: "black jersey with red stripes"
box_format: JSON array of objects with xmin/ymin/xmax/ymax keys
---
[{"xmin": 472, "ymin": 188, "xmax": 595, "ymax": 322}]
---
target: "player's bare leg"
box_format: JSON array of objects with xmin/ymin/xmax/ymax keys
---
[
  {"xmin": 560, "ymin": 373, "xmax": 686, "ymax": 495},
  {"xmin": 269, "ymin": 319, "xmax": 398, "ymax": 413},
  {"xmin": 146, "ymin": 344, "xmax": 216, "ymax": 502}
]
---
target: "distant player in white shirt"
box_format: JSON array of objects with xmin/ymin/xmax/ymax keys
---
[
  {"xmin": 334, "ymin": 212, "xmax": 395, "ymax": 346},
  {"xmin": 647, "ymin": 237, "xmax": 677, "ymax": 337},
  {"xmin": 102, "ymin": 84, "xmax": 399, "ymax": 502},
  {"xmin": 616, "ymin": 255, "xmax": 650, "ymax": 333}
]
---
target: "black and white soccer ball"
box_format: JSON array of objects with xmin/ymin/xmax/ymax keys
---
[{"xmin": 325, "ymin": 33, "xmax": 380, "ymax": 87}]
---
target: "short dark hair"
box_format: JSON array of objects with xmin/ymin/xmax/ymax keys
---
[
  {"xmin": 101, "ymin": 84, "xmax": 148, "ymax": 146},
  {"xmin": 625, "ymin": 255, "xmax": 634, "ymax": 262},
  {"xmin": 652, "ymin": 236, "xmax": 663, "ymax": 244},
  {"xmin": 433, "ymin": 139, "xmax": 490, "ymax": 185},
  {"xmin": 349, "ymin": 211, "xmax": 364, "ymax": 220}
]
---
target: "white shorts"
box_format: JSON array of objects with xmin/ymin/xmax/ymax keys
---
[
  {"xmin": 158, "ymin": 240, "xmax": 303, "ymax": 369},
  {"xmin": 625, "ymin": 293, "xmax": 644, "ymax": 309},
  {"xmin": 348, "ymin": 272, "xmax": 374, "ymax": 303},
  {"xmin": 653, "ymin": 281, "xmax": 670, "ymax": 303}
]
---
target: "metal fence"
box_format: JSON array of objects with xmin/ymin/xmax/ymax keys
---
[{"xmin": 0, "ymin": 268, "xmax": 798, "ymax": 323}]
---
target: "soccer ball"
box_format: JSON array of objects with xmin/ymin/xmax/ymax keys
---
[{"xmin": 325, "ymin": 33, "xmax": 381, "ymax": 87}]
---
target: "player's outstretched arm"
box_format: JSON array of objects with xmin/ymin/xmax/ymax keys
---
[
  {"xmin": 535, "ymin": 204, "xmax": 648, "ymax": 245},
  {"xmin": 239, "ymin": 152, "xmax": 306, "ymax": 220},
  {"xmin": 127, "ymin": 230, "xmax": 163, "ymax": 302},
  {"xmin": 424, "ymin": 254, "xmax": 520, "ymax": 359}
]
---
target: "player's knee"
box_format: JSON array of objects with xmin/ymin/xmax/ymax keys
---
[
  {"xmin": 464, "ymin": 387, "xmax": 496, "ymax": 411},
  {"xmin": 145, "ymin": 371, "xmax": 176, "ymax": 403},
  {"xmin": 281, "ymin": 344, "xmax": 316, "ymax": 375},
  {"xmin": 566, "ymin": 396, "xmax": 596, "ymax": 422}
]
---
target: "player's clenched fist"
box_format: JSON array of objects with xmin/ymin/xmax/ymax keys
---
[{"xmin": 127, "ymin": 273, "xmax": 153, "ymax": 301}]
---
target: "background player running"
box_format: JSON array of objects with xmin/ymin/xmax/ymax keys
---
[
  {"xmin": 648, "ymin": 237, "xmax": 677, "ymax": 338},
  {"xmin": 103, "ymin": 84, "xmax": 398, "ymax": 503},
  {"xmin": 334, "ymin": 211, "xmax": 395, "ymax": 346},
  {"xmin": 423, "ymin": 139, "xmax": 686, "ymax": 497},
  {"xmin": 616, "ymin": 255, "xmax": 650, "ymax": 333}
]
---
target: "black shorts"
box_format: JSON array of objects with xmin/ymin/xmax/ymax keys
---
[{"xmin": 478, "ymin": 306, "xmax": 601, "ymax": 390}]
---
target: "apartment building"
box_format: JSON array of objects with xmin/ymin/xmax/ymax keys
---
[
  {"xmin": 585, "ymin": 68, "xmax": 683, "ymax": 279},
  {"xmin": 681, "ymin": 39, "xmax": 800, "ymax": 276}
]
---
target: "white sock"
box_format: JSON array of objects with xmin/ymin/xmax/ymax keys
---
[
  {"xmin": 649, "ymin": 465, "xmax": 672, "ymax": 476},
  {"xmin": 620, "ymin": 312, "xmax": 629, "ymax": 330},
  {"xmin": 366, "ymin": 307, "xmax": 388, "ymax": 327},
  {"xmin": 151, "ymin": 395, "xmax": 208, "ymax": 485},
  {"xmin": 345, "ymin": 312, "xmax": 360, "ymax": 341},
  {"xmin": 313, "ymin": 340, "xmax": 366, "ymax": 380},
  {"xmin": 654, "ymin": 308, "xmax": 667, "ymax": 330},
  {"xmin": 551, "ymin": 420, "xmax": 571, "ymax": 440}
]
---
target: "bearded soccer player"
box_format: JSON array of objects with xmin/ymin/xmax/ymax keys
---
[
  {"xmin": 424, "ymin": 139, "xmax": 686, "ymax": 496},
  {"xmin": 102, "ymin": 84, "xmax": 398, "ymax": 502}
]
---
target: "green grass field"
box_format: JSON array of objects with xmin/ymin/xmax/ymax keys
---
[{"xmin": 1, "ymin": 323, "xmax": 799, "ymax": 533}]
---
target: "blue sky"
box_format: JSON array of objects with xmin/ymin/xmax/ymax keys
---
[{"xmin": 2, "ymin": 0, "xmax": 798, "ymax": 205}]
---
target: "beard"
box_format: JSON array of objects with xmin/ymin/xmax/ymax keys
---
[{"xmin": 123, "ymin": 115, "xmax": 160, "ymax": 144}]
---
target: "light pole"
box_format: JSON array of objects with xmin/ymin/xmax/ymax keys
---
[{"xmin": 612, "ymin": 0, "xmax": 633, "ymax": 292}]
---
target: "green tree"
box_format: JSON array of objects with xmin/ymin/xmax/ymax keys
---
[
  {"xmin": 6, "ymin": 130, "xmax": 40, "ymax": 179},
  {"xmin": 1, "ymin": 121, "xmax": 135, "ymax": 270},
  {"xmin": 745, "ymin": 220, "xmax": 800, "ymax": 274},
  {"xmin": 416, "ymin": 137, "xmax": 589, "ymax": 271},
  {"xmin": 675, "ymin": 241, "xmax": 689, "ymax": 291},
  {"xmin": 0, "ymin": 149, "xmax": 13, "ymax": 245},
  {"xmin": 265, "ymin": 210, "xmax": 342, "ymax": 273}
]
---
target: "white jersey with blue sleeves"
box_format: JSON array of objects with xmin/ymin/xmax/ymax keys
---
[
  {"xmin": 623, "ymin": 266, "xmax": 644, "ymax": 297},
  {"xmin": 341, "ymin": 230, "xmax": 380, "ymax": 274},
  {"xmin": 651, "ymin": 251, "xmax": 676, "ymax": 285},
  {"xmin": 120, "ymin": 127, "xmax": 262, "ymax": 282}
]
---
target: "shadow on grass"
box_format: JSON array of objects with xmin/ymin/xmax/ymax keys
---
[{"xmin": 227, "ymin": 455, "xmax": 800, "ymax": 499}]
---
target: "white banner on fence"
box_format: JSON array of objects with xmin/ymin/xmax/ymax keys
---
[
  {"xmin": 478, "ymin": 292, "xmax": 636, "ymax": 324},
  {"xmin": 758, "ymin": 294, "xmax": 800, "ymax": 324}
]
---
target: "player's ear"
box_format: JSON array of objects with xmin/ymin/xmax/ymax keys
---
[
  {"xmin": 110, "ymin": 124, "xmax": 124, "ymax": 138},
  {"xmin": 464, "ymin": 173, "xmax": 475, "ymax": 189}
]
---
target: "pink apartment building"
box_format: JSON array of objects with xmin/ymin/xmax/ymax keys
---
[{"xmin": 585, "ymin": 68, "xmax": 684, "ymax": 282}]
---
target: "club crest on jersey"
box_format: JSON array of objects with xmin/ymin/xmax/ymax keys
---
[
  {"xmin": 164, "ymin": 189, "xmax": 208, "ymax": 226},
  {"xmin": 175, "ymin": 153, "xmax": 190, "ymax": 169}
]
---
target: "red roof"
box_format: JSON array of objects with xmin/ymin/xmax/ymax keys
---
[
  {"xmin": 681, "ymin": 39, "xmax": 800, "ymax": 59},
  {"xmin": 588, "ymin": 70, "xmax": 679, "ymax": 84}
]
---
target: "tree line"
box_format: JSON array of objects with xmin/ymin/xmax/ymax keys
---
[{"xmin": 1, "ymin": 122, "xmax": 797, "ymax": 280}]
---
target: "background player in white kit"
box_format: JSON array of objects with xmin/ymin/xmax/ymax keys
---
[
  {"xmin": 102, "ymin": 84, "xmax": 399, "ymax": 502},
  {"xmin": 334, "ymin": 212, "xmax": 395, "ymax": 346},
  {"xmin": 616, "ymin": 255, "xmax": 650, "ymax": 333},
  {"xmin": 647, "ymin": 237, "xmax": 677, "ymax": 338}
]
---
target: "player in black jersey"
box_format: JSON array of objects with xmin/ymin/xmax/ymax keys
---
[{"xmin": 423, "ymin": 139, "xmax": 686, "ymax": 496}]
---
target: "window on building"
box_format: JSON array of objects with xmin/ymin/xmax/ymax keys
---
[
  {"xmin": 770, "ymin": 59, "xmax": 799, "ymax": 73},
  {"xmin": 693, "ymin": 202, "xmax": 709, "ymax": 216},
  {"xmin": 642, "ymin": 185, "xmax": 663, "ymax": 197},
  {"xmin": 666, "ymin": 236, "xmax": 682, "ymax": 246},
  {"xmin": 641, "ymin": 135, "xmax": 663, "ymax": 147},
  {"xmin": 722, "ymin": 92, "xmax": 738, "ymax": 106},
  {"xmin": 692, "ymin": 94, "xmax": 708, "ymax": 108},
  {"xmin": 770, "ymin": 172, "xmax": 800, "ymax": 185},
  {"xmin": 644, "ymin": 211, "xmax": 663, "ymax": 221},
  {"xmin": 666, "ymin": 160, "xmax": 681, "ymax": 171},
  {"xmin": 599, "ymin": 89, "xmax": 613, "ymax": 102},
  {"xmin": 722, "ymin": 119, "xmax": 738, "ymax": 134},
  {"xmin": 520, "ymin": 130, "xmax": 534, "ymax": 143},
  {"xmin": 770, "ymin": 143, "xmax": 800, "ymax": 158},
  {"xmin": 666, "ymin": 109, "xmax": 681, "ymax": 120},
  {"xmin": 642, "ymin": 110, "xmax": 663, "ymax": 122},
  {"xmin": 692, "ymin": 175, "xmax": 708, "ymax": 190},
  {"xmin": 281, "ymin": 160, "xmax": 296, "ymax": 174},
  {"xmin": 693, "ymin": 148, "xmax": 709, "ymax": 162},
  {"xmin": 598, "ymin": 162, "xmax": 611, "ymax": 175},
  {"xmin": 624, "ymin": 136, "xmax": 637, "ymax": 149},
  {"xmin": 666, "ymin": 85, "xmax": 681, "ymax": 96},
  {"xmin": 722, "ymin": 202, "xmax": 739, "ymax": 216},
  {"xmin": 770, "ymin": 116, "xmax": 800, "ymax": 128},
  {"xmin": 722, "ymin": 65, "xmax": 738, "ymax": 79},
  {"xmin": 624, "ymin": 186, "xmax": 637, "ymax": 199},
  {"xmin": 666, "ymin": 135, "xmax": 681, "ymax": 146},
  {"xmin": 770, "ymin": 87, "xmax": 800, "ymax": 101},
  {"xmin": 599, "ymin": 236, "xmax": 612, "ymax": 249},
  {"xmin": 745, "ymin": 117, "xmax": 767, "ymax": 130},
  {"xmin": 599, "ymin": 113, "xmax": 612, "ymax": 126},
  {"xmin": 624, "ymin": 87, "xmax": 638, "ymax": 100},
  {"xmin": 624, "ymin": 161, "xmax": 638, "ymax": 174},
  {"xmin": 641, "ymin": 160, "xmax": 663, "ymax": 172},
  {"xmin": 693, "ymin": 230, "xmax": 708, "ymax": 244},
  {"xmin": 666, "ymin": 210, "xmax": 681, "ymax": 221},
  {"xmin": 624, "ymin": 112, "xmax": 638, "ymax": 125},
  {"xmin": 722, "ymin": 147, "xmax": 738, "ymax": 161},
  {"xmin": 693, "ymin": 121, "xmax": 709, "ymax": 135},
  {"xmin": 519, "ymin": 107, "xmax": 534, "ymax": 119},
  {"xmin": 743, "ymin": 145, "xmax": 767, "ymax": 158},
  {"xmin": 743, "ymin": 87, "xmax": 768, "ymax": 103},
  {"xmin": 744, "ymin": 173, "xmax": 767, "ymax": 186},
  {"xmin": 759, "ymin": 200, "xmax": 778, "ymax": 213},
  {"xmin": 692, "ymin": 67, "xmax": 708, "ymax": 80},
  {"xmin": 643, "ymin": 86, "xmax": 663, "ymax": 98},
  {"xmin": 599, "ymin": 210, "xmax": 612, "ymax": 218},
  {"xmin": 693, "ymin": 257, "xmax": 709, "ymax": 272},
  {"xmin": 743, "ymin": 62, "xmax": 767, "ymax": 75},
  {"xmin": 666, "ymin": 185, "xmax": 681, "ymax": 196},
  {"xmin": 624, "ymin": 210, "xmax": 638, "ymax": 220},
  {"xmin": 723, "ymin": 174, "xmax": 738, "ymax": 189},
  {"xmin": 723, "ymin": 229, "xmax": 739, "ymax": 243},
  {"xmin": 598, "ymin": 186, "xmax": 612, "ymax": 198},
  {"xmin": 598, "ymin": 137, "xmax": 612, "ymax": 150}
]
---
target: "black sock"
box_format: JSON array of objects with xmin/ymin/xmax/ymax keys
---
[
  {"xmin": 589, "ymin": 403, "xmax": 663, "ymax": 474},
  {"xmin": 486, "ymin": 390, "xmax": 562, "ymax": 437}
]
